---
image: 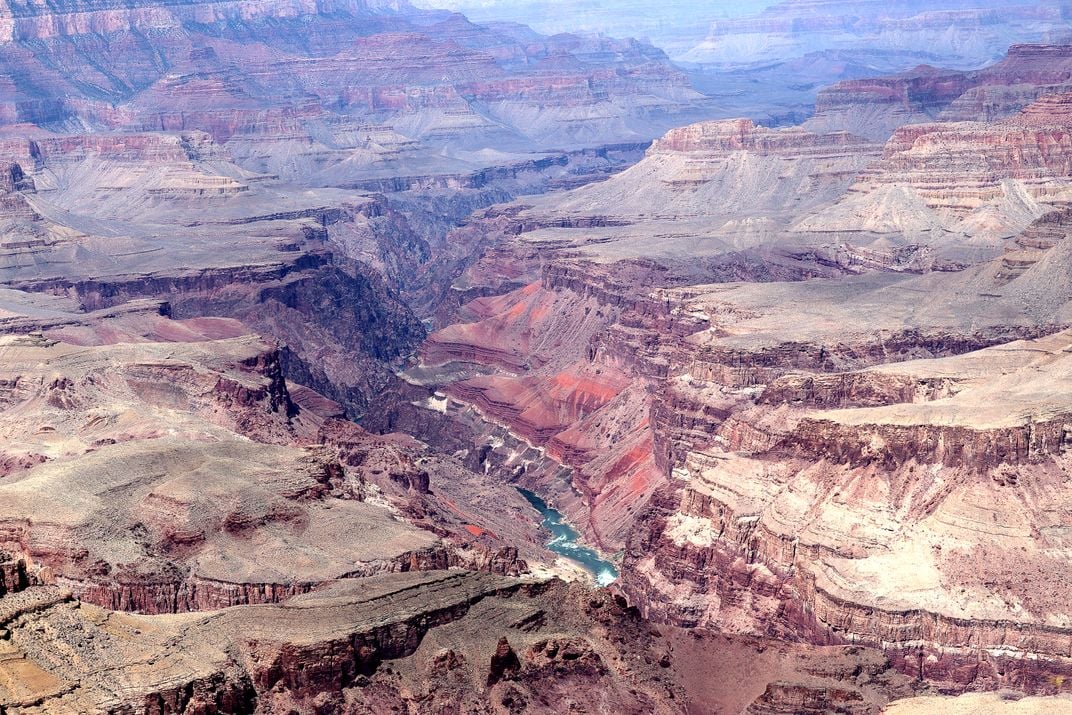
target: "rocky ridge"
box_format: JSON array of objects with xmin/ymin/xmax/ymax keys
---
[
  {"xmin": 0, "ymin": 0, "xmax": 1070, "ymax": 711},
  {"xmin": 809, "ymin": 44, "xmax": 1072, "ymax": 141},
  {"xmin": 0, "ymin": 570, "xmax": 921, "ymax": 714}
]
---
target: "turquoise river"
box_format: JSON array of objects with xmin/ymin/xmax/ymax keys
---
[{"xmin": 518, "ymin": 487, "xmax": 619, "ymax": 586}]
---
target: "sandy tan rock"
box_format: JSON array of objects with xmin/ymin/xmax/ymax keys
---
[{"xmin": 885, "ymin": 693, "xmax": 1072, "ymax": 715}]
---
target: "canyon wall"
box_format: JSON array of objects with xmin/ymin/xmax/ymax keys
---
[{"xmin": 413, "ymin": 89, "xmax": 1072, "ymax": 697}]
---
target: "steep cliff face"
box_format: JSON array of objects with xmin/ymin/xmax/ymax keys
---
[
  {"xmin": 3, "ymin": 0, "xmax": 1072, "ymax": 707},
  {"xmin": 0, "ymin": 291, "xmax": 577, "ymax": 623},
  {"xmin": 418, "ymin": 252, "xmax": 1072, "ymax": 692},
  {"xmin": 0, "ymin": 121, "xmax": 664, "ymax": 426},
  {"xmin": 412, "ymin": 104, "xmax": 1028, "ymax": 552},
  {"xmin": 0, "ymin": 40, "xmax": 706, "ymax": 705},
  {"xmin": 0, "ymin": 130, "xmax": 430, "ymax": 420},
  {"xmin": 451, "ymin": 98, "xmax": 1072, "ymax": 288},
  {"xmin": 420, "ymin": 269, "xmax": 669, "ymax": 550},
  {"xmin": 796, "ymin": 93, "xmax": 1072, "ymax": 266},
  {"xmin": 0, "ymin": 571, "xmax": 923, "ymax": 714},
  {"xmin": 809, "ymin": 44, "xmax": 1072, "ymax": 140},
  {"xmin": 512, "ymin": 118, "xmax": 881, "ymax": 235},
  {"xmin": 410, "ymin": 75, "xmax": 1072, "ymax": 696},
  {"xmin": 419, "ymin": 116, "xmax": 889, "ymax": 302},
  {"xmin": 616, "ymin": 219, "xmax": 1072, "ymax": 689}
]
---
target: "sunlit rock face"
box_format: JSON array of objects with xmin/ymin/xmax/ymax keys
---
[
  {"xmin": 411, "ymin": 83, "xmax": 1072, "ymax": 696},
  {"xmin": 4, "ymin": 0, "xmax": 1072, "ymax": 710},
  {"xmin": 0, "ymin": 295, "xmax": 555, "ymax": 612}
]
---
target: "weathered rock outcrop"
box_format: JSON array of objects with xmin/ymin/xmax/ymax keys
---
[
  {"xmin": 414, "ymin": 96, "xmax": 1072, "ymax": 562},
  {"xmin": 3, "ymin": 0, "xmax": 1072, "ymax": 709},
  {"xmin": 0, "ymin": 571, "xmax": 921, "ymax": 713},
  {"xmin": 418, "ymin": 259, "xmax": 690, "ymax": 551},
  {"xmin": 794, "ymin": 93, "xmax": 1072, "ymax": 268},
  {"xmin": 810, "ymin": 44, "xmax": 1072, "ymax": 140},
  {"xmin": 619, "ymin": 274, "xmax": 1072, "ymax": 691},
  {"xmin": 0, "ymin": 294, "xmax": 576, "ymax": 623}
]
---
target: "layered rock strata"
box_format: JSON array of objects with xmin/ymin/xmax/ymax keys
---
[
  {"xmin": 797, "ymin": 93, "xmax": 1072, "ymax": 266},
  {"xmin": 0, "ymin": 570, "xmax": 918, "ymax": 714},
  {"xmin": 679, "ymin": 0, "xmax": 1067, "ymax": 68},
  {"xmin": 809, "ymin": 44, "xmax": 1072, "ymax": 140},
  {"xmin": 413, "ymin": 87, "xmax": 1072, "ymax": 695},
  {"xmin": 0, "ymin": 292, "xmax": 572, "ymax": 622},
  {"xmin": 0, "ymin": 0, "xmax": 716, "ymax": 186}
]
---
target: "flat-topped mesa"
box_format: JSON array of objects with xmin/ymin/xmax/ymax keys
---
[
  {"xmin": 0, "ymin": 0, "xmax": 711, "ymax": 154},
  {"xmin": 494, "ymin": 116, "xmax": 880, "ymax": 240},
  {"xmin": 9, "ymin": 131, "xmax": 253, "ymax": 196},
  {"xmin": 0, "ymin": 128, "xmax": 438, "ymax": 419},
  {"xmin": 784, "ymin": 414, "xmax": 1072, "ymax": 470},
  {"xmin": 989, "ymin": 43, "xmax": 1072, "ymax": 79},
  {"xmin": 939, "ymin": 47, "xmax": 1072, "ymax": 122},
  {"xmin": 625, "ymin": 323, "xmax": 1072, "ymax": 690},
  {"xmin": 649, "ymin": 119, "xmax": 869, "ymax": 156},
  {"xmin": 0, "ymin": 317, "xmax": 531, "ymax": 614},
  {"xmin": 796, "ymin": 95, "xmax": 1072, "ymax": 245},
  {"xmin": 24, "ymin": 130, "xmax": 224, "ymax": 164},
  {"xmin": 812, "ymin": 67, "xmax": 973, "ymax": 119},
  {"xmin": 771, "ymin": 329, "xmax": 1072, "ymax": 470}
]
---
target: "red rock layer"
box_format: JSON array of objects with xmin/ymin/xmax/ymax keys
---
[{"xmin": 812, "ymin": 44, "xmax": 1072, "ymax": 133}]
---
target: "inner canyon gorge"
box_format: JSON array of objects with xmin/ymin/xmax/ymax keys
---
[{"xmin": 0, "ymin": 0, "xmax": 1070, "ymax": 712}]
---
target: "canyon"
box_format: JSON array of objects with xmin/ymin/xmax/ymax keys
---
[
  {"xmin": 419, "ymin": 0, "xmax": 1072, "ymax": 126},
  {"xmin": 413, "ymin": 59, "xmax": 1072, "ymax": 709},
  {"xmin": 0, "ymin": 0, "xmax": 1069, "ymax": 712}
]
